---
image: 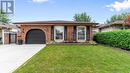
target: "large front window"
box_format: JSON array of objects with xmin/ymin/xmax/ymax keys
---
[
  {"xmin": 77, "ymin": 26, "xmax": 86, "ymax": 42},
  {"xmin": 54, "ymin": 26, "xmax": 64, "ymax": 42}
]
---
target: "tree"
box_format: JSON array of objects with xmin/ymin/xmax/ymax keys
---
[
  {"xmin": 125, "ymin": 14, "xmax": 130, "ymax": 22},
  {"xmin": 73, "ymin": 12, "xmax": 94, "ymax": 22},
  {"xmin": 0, "ymin": 10, "xmax": 10, "ymax": 23},
  {"xmin": 124, "ymin": 14, "xmax": 130, "ymax": 26},
  {"xmin": 106, "ymin": 13, "xmax": 129, "ymax": 24}
]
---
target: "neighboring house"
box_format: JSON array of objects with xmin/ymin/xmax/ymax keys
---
[
  {"xmin": 0, "ymin": 24, "xmax": 7, "ymax": 44},
  {"xmin": 99, "ymin": 20, "xmax": 130, "ymax": 32},
  {"xmin": 0, "ymin": 23, "xmax": 19, "ymax": 44},
  {"xmin": 14, "ymin": 20, "xmax": 98, "ymax": 44},
  {"xmin": 92, "ymin": 25, "xmax": 99, "ymax": 34},
  {"xmin": 4, "ymin": 24, "xmax": 20, "ymax": 44}
]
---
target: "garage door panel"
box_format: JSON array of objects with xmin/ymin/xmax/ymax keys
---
[{"xmin": 26, "ymin": 29, "xmax": 46, "ymax": 44}]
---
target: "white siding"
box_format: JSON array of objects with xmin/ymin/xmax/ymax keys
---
[{"xmin": 100, "ymin": 26, "xmax": 122, "ymax": 32}]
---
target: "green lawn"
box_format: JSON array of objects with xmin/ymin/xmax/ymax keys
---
[{"xmin": 13, "ymin": 45, "xmax": 130, "ymax": 73}]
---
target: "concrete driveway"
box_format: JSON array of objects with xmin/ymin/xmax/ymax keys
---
[{"xmin": 0, "ymin": 44, "xmax": 46, "ymax": 73}]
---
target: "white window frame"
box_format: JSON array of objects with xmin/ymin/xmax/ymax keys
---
[
  {"xmin": 54, "ymin": 26, "xmax": 64, "ymax": 42},
  {"xmin": 77, "ymin": 26, "xmax": 86, "ymax": 42}
]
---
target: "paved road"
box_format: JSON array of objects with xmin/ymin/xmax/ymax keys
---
[{"xmin": 0, "ymin": 44, "xmax": 46, "ymax": 73}]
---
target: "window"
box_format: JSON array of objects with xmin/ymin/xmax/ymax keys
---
[
  {"xmin": 77, "ymin": 26, "xmax": 86, "ymax": 42},
  {"xmin": 54, "ymin": 26, "xmax": 64, "ymax": 42}
]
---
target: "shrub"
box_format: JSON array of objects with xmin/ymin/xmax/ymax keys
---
[{"xmin": 93, "ymin": 30, "xmax": 130, "ymax": 49}]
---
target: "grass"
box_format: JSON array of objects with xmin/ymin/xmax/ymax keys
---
[{"xmin": 13, "ymin": 45, "xmax": 130, "ymax": 73}]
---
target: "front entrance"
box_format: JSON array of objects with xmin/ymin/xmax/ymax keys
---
[{"xmin": 26, "ymin": 29, "xmax": 46, "ymax": 44}]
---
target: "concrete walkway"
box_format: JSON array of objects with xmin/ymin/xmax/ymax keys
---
[{"xmin": 0, "ymin": 44, "xmax": 46, "ymax": 73}]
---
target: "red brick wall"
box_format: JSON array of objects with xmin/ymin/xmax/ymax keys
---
[
  {"xmin": 4, "ymin": 33, "xmax": 9, "ymax": 44},
  {"xmin": 67, "ymin": 26, "xmax": 74, "ymax": 42},
  {"xmin": 20, "ymin": 25, "xmax": 52, "ymax": 44},
  {"xmin": 89, "ymin": 26, "xmax": 93, "ymax": 41},
  {"xmin": 87, "ymin": 26, "xmax": 93, "ymax": 41}
]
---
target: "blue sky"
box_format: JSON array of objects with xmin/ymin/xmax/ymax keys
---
[{"xmin": 12, "ymin": 0, "xmax": 130, "ymax": 23}]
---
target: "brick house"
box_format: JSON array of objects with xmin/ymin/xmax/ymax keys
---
[{"xmin": 14, "ymin": 20, "xmax": 98, "ymax": 44}]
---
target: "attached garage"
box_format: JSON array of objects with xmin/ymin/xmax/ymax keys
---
[{"xmin": 26, "ymin": 29, "xmax": 46, "ymax": 44}]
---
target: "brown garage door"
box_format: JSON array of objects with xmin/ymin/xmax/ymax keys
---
[{"xmin": 26, "ymin": 29, "xmax": 46, "ymax": 44}]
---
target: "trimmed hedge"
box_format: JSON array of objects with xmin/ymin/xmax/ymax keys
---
[{"xmin": 93, "ymin": 30, "xmax": 130, "ymax": 49}]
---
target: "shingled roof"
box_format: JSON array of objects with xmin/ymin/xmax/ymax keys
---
[
  {"xmin": 13, "ymin": 20, "xmax": 98, "ymax": 25},
  {"xmin": 99, "ymin": 20, "xmax": 130, "ymax": 29},
  {"xmin": 0, "ymin": 22, "xmax": 18, "ymax": 29}
]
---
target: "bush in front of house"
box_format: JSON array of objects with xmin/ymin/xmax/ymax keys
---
[{"xmin": 93, "ymin": 30, "xmax": 130, "ymax": 50}]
